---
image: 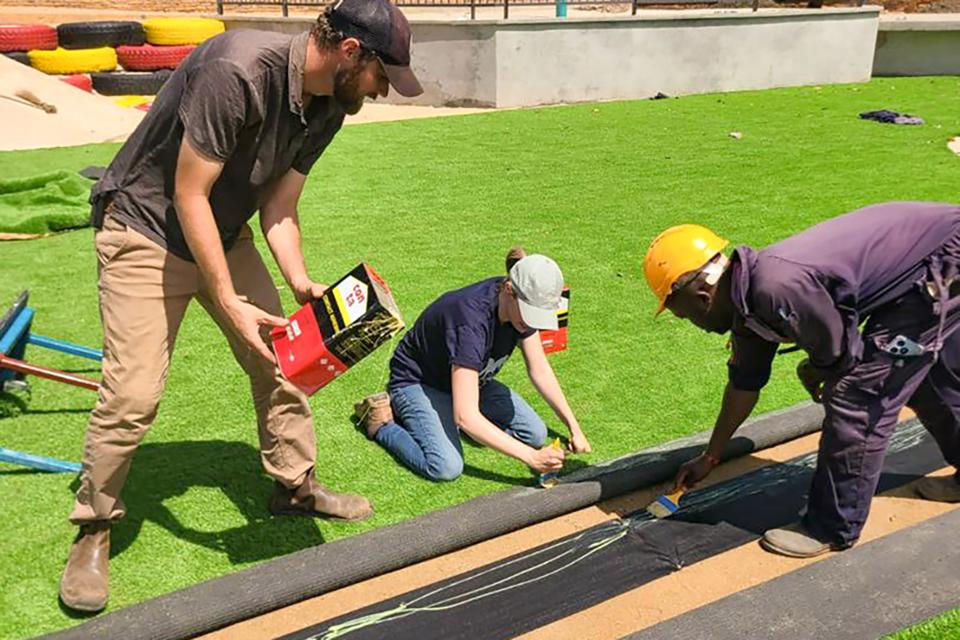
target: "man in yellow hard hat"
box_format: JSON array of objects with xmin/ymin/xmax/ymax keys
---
[{"xmin": 644, "ymin": 202, "xmax": 960, "ymax": 558}]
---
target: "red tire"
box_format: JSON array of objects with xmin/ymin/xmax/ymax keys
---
[
  {"xmin": 0, "ymin": 24, "xmax": 57, "ymax": 53},
  {"xmin": 58, "ymin": 73, "xmax": 93, "ymax": 92},
  {"xmin": 116, "ymin": 43, "xmax": 194, "ymax": 71}
]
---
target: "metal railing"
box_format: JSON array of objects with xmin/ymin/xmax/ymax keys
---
[
  {"xmin": 216, "ymin": 0, "xmax": 749, "ymax": 20},
  {"xmin": 216, "ymin": 0, "xmax": 864, "ymax": 19}
]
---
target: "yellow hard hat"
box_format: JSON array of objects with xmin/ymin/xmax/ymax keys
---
[{"xmin": 643, "ymin": 224, "xmax": 729, "ymax": 316}]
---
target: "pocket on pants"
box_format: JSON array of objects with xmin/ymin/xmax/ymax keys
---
[
  {"xmin": 95, "ymin": 216, "xmax": 129, "ymax": 266},
  {"xmin": 830, "ymin": 349, "xmax": 926, "ymax": 402}
]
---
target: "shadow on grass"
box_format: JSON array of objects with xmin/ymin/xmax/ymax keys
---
[
  {"xmin": 461, "ymin": 456, "xmax": 591, "ymax": 487},
  {"xmin": 0, "ymin": 467, "xmax": 66, "ymax": 476},
  {"xmin": 26, "ymin": 408, "xmax": 91, "ymax": 416},
  {"xmin": 95, "ymin": 440, "xmax": 325, "ymax": 565},
  {"xmin": 57, "ymin": 597, "xmax": 102, "ymax": 621}
]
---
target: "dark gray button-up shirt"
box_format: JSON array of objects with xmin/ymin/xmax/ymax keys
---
[
  {"xmin": 727, "ymin": 201, "xmax": 960, "ymax": 390},
  {"xmin": 90, "ymin": 29, "xmax": 345, "ymax": 261}
]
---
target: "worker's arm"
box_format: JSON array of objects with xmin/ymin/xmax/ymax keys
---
[
  {"xmin": 674, "ymin": 383, "xmax": 759, "ymax": 490},
  {"xmin": 672, "ymin": 324, "xmax": 773, "ymax": 491},
  {"xmin": 174, "ymin": 137, "xmax": 286, "ymax": 363},
  {"xmin": 451, "ymin": 365, "xmax": 564, "ymax": 474},
  {"xmin": 518, "ymin": 332, "xmax": 591, "ymax": 453},
  {"xmin": 260, "ymin": 168, "xmax": 327, "ymax": 305}
]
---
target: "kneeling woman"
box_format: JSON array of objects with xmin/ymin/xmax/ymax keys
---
[{"xmin": 357, "ymin": 250, "xmax": 590, "ymax": 481}]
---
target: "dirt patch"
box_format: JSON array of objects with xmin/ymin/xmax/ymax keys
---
[{"xmin": 0, "ymin": 56, "xmax": 145, "ymax": 151}]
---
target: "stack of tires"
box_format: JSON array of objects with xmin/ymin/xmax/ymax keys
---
[
  {"xmin": 0, "ymin": 18, "xmax": 224, "ymax": 110},
  {"xmin": 0, "ymin": 24, "xmax": 57, "ymax": 66}
]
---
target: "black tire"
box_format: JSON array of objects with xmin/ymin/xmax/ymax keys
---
[
  {"xmin": 3, "ymin": 51, "xmax": 30, "ymax": 66},
  {"xmin": 91, "ymin": 70, "xmax": 172, "ymax": 96},
  {"xmin": 57, "ymin": 21, "xmax": 146, "ymax": 50}
]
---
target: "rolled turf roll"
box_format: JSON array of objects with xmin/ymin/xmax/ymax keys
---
[
  {"xmin": 116, "ymin": 43, "xmax": 194, "ymax": 71},
  {"xmin": 28, "ymin": 47, "xmax": 117, "ymax": 74},
  {"xmin": 56, "ymin": 21, "xmax": 146, "ymax": 50},
  {"xmin": 0, "ymin": 24, "xmax": 57, "ymax": 53},
  {"xmin": 91, "ymin": 69, "xmax": 172, "ymax": 96},
  {"xmin": 142, "ymin": 17, "xmax": 224, "ymax": 46}
]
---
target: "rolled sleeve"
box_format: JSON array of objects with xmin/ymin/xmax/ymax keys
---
[
  {"xmin": 178, "ymin": 61, "xmax": 256, "ymax": 162},
  {"xmin": 728, "ymin": 327, "xmax": 779, "ymax": 391}
]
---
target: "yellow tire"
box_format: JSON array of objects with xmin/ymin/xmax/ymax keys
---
[
  {"xmin": 28, "ymin": 47, "xmax": 117, "ymax": 75},
  {"xmin": 142, "ymin": 18, "xmax": 225, "ymax": 46}
]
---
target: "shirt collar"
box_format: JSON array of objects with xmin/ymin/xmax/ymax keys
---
[{"xmin": 287, "ymin": 31, "xmax": 310, "ymax": 123}]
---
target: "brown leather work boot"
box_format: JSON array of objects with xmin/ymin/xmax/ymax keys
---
[
  {"xmin": 916, "ymin": 475, "xmax": 960, "ymax": 503},
  {"xmin": 59, "ymin": 521, "xmax": 110, "ymax": 612},
  {"xmin": 353, "ymin": 392, "xmax": 393, "ymax": 440},
  {"xmin": 270, "ymin": 472, "xmax": 373, "ymax": 521},
  {"xmin": 760, "ymin": 521, "xmax": 844, "ymax": 559}
]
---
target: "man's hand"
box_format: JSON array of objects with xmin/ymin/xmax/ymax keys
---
[
  {"xmin": 292, "ymin": 279, "xmax": 329, "ymax": 306},
  {"xmin": 526, "ymin": 444, "xmax": 565, "ymax": 474},
  {"xmin": 796, "ymin": 358, "xmax": 829, "ymax": 403},
  {"xmin": 674, "ymin": 454, "xmax": 716, "ymax": 491},
  {"xmin": 568, "ymin": 429, "xmax": 592, "ymax": 454},
  {"xmin": 222, "ymin": 296, "xmax": 287, "ymax": 363}
]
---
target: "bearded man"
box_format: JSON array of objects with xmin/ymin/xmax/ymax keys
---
[{"xmin": 59, "ymin": 0, "xmax": 422, "ymax": 613}]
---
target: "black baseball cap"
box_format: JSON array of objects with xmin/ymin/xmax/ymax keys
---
[{"xmin": 328, "ymin": 0, "xmax": 423, "ymax": 97}]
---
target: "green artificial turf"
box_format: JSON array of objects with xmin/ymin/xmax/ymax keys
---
[
  {"xmin": 1, "ymin": 77, "xmax": 958, "ymax": 638},
  {"xmin": 886, "ymin": 608, "xmax": 960, "ymax": 640}
]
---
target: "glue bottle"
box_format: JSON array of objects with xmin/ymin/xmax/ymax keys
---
[{"xmin": 538, "ymin": 438, "xmax": 563, "ymax": 488}]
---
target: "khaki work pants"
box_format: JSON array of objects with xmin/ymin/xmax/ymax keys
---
[{"xmin": 69, "ymin": 215, "xmax": 316, "ymax": 524}]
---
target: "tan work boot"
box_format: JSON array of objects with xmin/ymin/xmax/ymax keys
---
[
  {"xmin": 760, "ymin": 522, "xmax": 839, "ymax": 558},
  {"xmin": 270, "ymin": 472, "xmax": 373, "ymax": 521},
  {"xmin": 354, "ymin": 392, "xmax": 393, "ymax": 440},
  {"xmin": 916, "ymin": 475, "xmax": 960, "ymax": 503},
  {"xmin": 59, "ymin": 521, "xmax": 110, "ymax": 612}
]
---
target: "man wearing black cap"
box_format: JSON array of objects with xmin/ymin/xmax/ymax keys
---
[{"xmin": 59, "ymin": 0, "xmax": 422, "ymax": 613}]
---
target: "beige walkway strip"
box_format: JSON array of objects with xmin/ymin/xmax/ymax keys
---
[{"xmin": 519, "ymin": 474, "xmax": 957, "ymax": 640}]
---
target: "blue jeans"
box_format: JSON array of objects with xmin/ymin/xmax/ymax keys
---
[{"xmin": 376, "ymin": 380, "xmax": 548, "ymax": 481}]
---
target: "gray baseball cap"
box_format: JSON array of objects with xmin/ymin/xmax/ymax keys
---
[{"xmin": 508, "ymin": 254, "xmax": 564, "ymax": 331}]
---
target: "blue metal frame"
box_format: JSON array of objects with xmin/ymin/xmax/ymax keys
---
[
  {"xmin": 0, "ymin": 292, "xmax": 99, "ymax": 474},
  {"xmin": 0, "ymin": 448, "xmax": 81, "ymax": 473},
  {"xmin": 0, "ymin": 306, "xmax": 33, "ymax": 357},
  {"xmin": 27, "ymin": 334, "xmax": 102, "ymax": 362}
]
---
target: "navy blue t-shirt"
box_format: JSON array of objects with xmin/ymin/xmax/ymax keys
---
[{"xmin": 388, "ymin": 277, "xmax": 535, "ymax": 393}]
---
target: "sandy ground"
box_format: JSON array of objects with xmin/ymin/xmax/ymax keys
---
[
  {"xmin": 203, "ymin": 410, "xmax": 955, "ymax": 640},
  {"xmin": 0, "ymin": 56, "xmax": 146, "ymax": 151}
]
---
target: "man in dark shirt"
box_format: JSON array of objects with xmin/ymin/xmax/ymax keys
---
[
  {"xmin": 644, "ymin": 202, "xmax": 960, "ymax": 558},
  {"xmin": 59, "ymin": 0, "xmax": 422, "ymax": 613}
]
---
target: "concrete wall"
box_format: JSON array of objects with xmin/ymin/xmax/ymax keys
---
[
  {"xmin": 874, "ymin": 15, "xmax": 960, "ymax": 76},
  {"xmin": 226, "ymin": 8, "xmax": 881, "ymax": 108},
  {"xmin": 493, "ymin": 10, "xmax": 879, "ymax": 108}
]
